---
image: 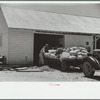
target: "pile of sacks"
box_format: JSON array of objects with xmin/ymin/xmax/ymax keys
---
[
  {"xmin": 60, "ymin": 47, "xmax": 89, "ymax": 62},
  {"xmin": 44, "ymin": 46, "xmax": 89, "ymax": 62},
  {"xmin": 44, "ymin": 48, "xmax": 64, "ymax": 59}
]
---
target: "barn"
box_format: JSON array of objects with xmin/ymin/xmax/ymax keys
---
[{"xmin": 0, "ymin": 6, "xmax": 100, "ymax": 65}]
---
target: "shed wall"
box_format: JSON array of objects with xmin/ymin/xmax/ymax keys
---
[
  {"xmin": 65, "ymin": 34, "xmax": 93, "ymax": 53},
  {"xmin": 8, "ymin": 29, "xmax": 33, "ymax": 64},
  {"xmin": 0, "ymin": 8, "xmax": 8, "ymax": 63}
]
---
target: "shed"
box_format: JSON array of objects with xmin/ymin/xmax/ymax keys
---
[{"xmin": 0, "ymin": 6, "xmax": 100, "ymax": 65}]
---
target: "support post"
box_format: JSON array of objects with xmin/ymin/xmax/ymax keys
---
[{"xmin": 95, "ymin": 36, "xmax": 96, "ymax": 49}]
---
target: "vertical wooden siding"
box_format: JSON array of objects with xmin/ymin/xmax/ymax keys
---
[
  {"xmin": 8, "ymin": 29, "xmax": 33, "ymax": 64},
  {"xmin": 0, "ymin": 9, "xmax": 8, "ymax": 63}
]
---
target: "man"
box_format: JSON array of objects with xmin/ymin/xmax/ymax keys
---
[
  {"xmin": 39, "ymin": 44, "xmax": 49, "ymax": 65},
  {"xmin": 86, "ymin": 42, "xmax": 91, "ymax": 53}
]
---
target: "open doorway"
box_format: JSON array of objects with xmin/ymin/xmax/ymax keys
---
[
  {"xmin": 97, "ymin": 38, "xmax": 100, "ymax": 49},
  {"xmin": 34, "ymin": 33, "xmax": 64, "ymax": 65}
]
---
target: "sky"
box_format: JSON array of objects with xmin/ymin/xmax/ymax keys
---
[{"xmin": 1, "ymin": 3, "xmax": 100, "ymax": 18}]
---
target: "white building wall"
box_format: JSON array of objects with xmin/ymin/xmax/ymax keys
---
[
  {"xmin": 8, "ymin": 29, "xmax": 33, "ymax": 64},
  {"xmin": 65, "ymin": 34, "xmax": 93, "ymax": 53},
  {"xmin": 0, "ymin": 8, "xmax": 8, "ymax": 63}
]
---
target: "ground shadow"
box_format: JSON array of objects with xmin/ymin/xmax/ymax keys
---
[
  {"xmin": 66, "ymin": 68, "xmax": 82, "ymax": 73},
  {"xmin": 16, "ymin": 70, "xmax": 43, "ymax": 72},
  {"xmin": 50, "ymin": 65, "xmax": 82, "ymax": 73},
  {"xmin": 84, "ymin": 76, "xmax": 100, "ymax": 81}
]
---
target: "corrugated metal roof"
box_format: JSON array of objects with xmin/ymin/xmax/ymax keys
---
[{"xmin": 1, "ymin": 6, "xmax": 100, "ymax": 34}]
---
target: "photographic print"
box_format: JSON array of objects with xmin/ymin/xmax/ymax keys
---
[
  {"xmin": 0, "ymin": 2, "xmax": 100, "ymax": 82},
  {"xmin": 0, "ymin": 1, "xmax": 100, "ymax": 99}
]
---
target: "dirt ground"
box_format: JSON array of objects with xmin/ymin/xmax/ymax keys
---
[{"xmin": 0, "ymin": 65, "xmax": 100, "ymax": 81}]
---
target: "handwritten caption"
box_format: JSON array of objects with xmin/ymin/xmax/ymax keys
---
[{"xmin": 49, "ymin": 83, "xmax": 60, "ymax": 86}]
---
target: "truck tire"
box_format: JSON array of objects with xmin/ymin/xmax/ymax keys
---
[
  {"xmin": 83, "ymin": 61, "xmax": 95, "ymax": 77},
  {"xmin": 61, "ymin": 60, "xmax": 69, "ymax": 72}
]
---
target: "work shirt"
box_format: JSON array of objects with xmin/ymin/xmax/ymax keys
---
[{"xmin": 86, "ymin": 45, "xmax": 91, "ymax": 53}]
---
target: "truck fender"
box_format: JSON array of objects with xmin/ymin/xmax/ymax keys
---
[
  {"xmin": 82, "ymin": 56, "xmax": 100, "ymax": 69},
  {"xmin": 92, "ymin": 57, "xmax": 100, "ymax": 69}
]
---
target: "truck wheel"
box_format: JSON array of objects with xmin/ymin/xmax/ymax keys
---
[
  {"xmin": 83, "ymin": 61, "xmax": 95, "ymax": 77},
  {"xmin": 61, "ymin": 61, "xmax": 69, "ymax": 72}
]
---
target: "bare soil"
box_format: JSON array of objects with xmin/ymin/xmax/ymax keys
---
[{"xmin": 0, "ymin": 65, "xmax": 100, "ymax": 81}]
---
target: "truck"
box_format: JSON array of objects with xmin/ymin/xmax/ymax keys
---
[{"xmin": 45, "ymin": 49, "xmax": 100, "ymax": 77}]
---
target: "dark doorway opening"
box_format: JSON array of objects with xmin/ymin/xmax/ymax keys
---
[
  {"xmin": 97, "ymin": 38, "xmax": 100, "ymax": 49},
  {"xmin": 34, "ymin": 33, "xmax": 64, "ymax": 65}
]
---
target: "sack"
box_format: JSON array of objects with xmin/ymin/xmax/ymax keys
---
[
  {"xmin": 60, "ymin": 52, "xmax": 70, "ymax": 62},
  {"xmin": 82, "ymin": 53, "xmax": 87, "ymax": 56},
  {"xmin": 44, "ymin": 53, "xmax": 50, "ymax": 58},
  {"xmin": 69, "ymin": 50, "xmax": 77, "ymax": 56},
  {"xmin": 48, "ymin": 50, "xmax": 56, "ymax": 54},
  {"xmin": 81, "ymin": 50, "xmax": 88, "ymax": 53},
  {"xmin": 74, "ymin": 49, "xmax": 80, "ymax": 53},
  {"xmin": 78, "ymin": 52, "xmax": 82, "ymax": 55},
  {"xmin": 77, "ymin": 55, "xmax": 83, "ymax": 59},
  {"xmin": 66, "ymin": 48, "xmax": 70, "ymax": 52},
  {"xmin": 70, "ymin": 47, "xmax": 78, "ymax": 50},
  {"xmin": 69, "ymin": 55, "xmax": 76, "ymax": 59},
  {"xmin": 49, "ymin": 54, "xmax": 56, "ymax": 58}
]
